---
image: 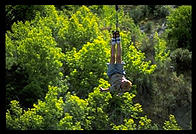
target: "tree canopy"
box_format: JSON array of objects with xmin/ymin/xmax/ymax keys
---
[{"xmin": 6, "ymin": 5, "xmax": 192, "ymax": 130}]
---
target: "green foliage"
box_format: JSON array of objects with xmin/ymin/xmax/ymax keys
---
[
  {"xmin": 112, "ymin": 115, "xmax": 159, "ymax": 130},
  {"xmin": 6, "ymin": 83, "xmax": 157, "ymax": 130},
  {"xmin": 148, "ymin": 67, "xmax": 192, "ymax": 126},
  {"xmin": 112, "ymin": 113, "xmax": 182, "ymax": 130},
  {"xmin": 99, "ymin": 5, "xmax": 116, "ymax": 30},
  {"xmin": 154, "ymin": 32, "xmax": 170, "ymax": 65},
  {"xmin": 6, "ymin": 6, "xmax": 66, "ymax": 107},
  {"xmin": 6, "ymin": 100, "xmax": 44, "ymax": 130},
  {"xmin": 6, "ymin": 85, "xmax": 68, "ymax": 130},
  {"xmin": 87, "ymin": 86, "xmax": 112, "ymax": 129},
  {"xmin": 163, "ymin": 115, "xmax": 182, "ymax": 130},
  {"xmin": 129, "ymin": 5, "xmax": 171, "ymax": 24},
  {"xmin": 153, "ymin": 5, "xmax": 171, "ymax": 19},
  {"xmin": 64, "ymin": 92, "xmax": 90, "ymax": 130},
  {"xmin": 5, "ymin": 34, "xmax": 17, "ymax": 70},
  {"xmin": 6, "ymin": 5, "xmax": 189, "ymax": 130},
  {"xmin": 121, "ymin": 32, "xmax": 156, "ymax": 78},
  {"xmin": 57, "ymin": 113, "xmax": 82, "ymax": 130},
  {"xmin": 170, "ymin": 48, "xmax": 192, "ymax": 74},
  {"xmin": 6, "ymin": 81, "xmax": 182, "ymax": 130},
  {"xmin": 5, "ymin": 5, "xmax": 45, "ymax": 30},
  {"xmin": 166, "ymin": 6, "xmax": 192, "ymax": 50},
  {"xmin": 112, "ymin": 118, "xmax": 136, "ymax": 130},
  {"xmin": 65, "ymin": 36, "xmax": 110, "ymax": 97},
  {"xmin": 129, "ymin": 5, "xmax": 146, "ymax": 24},
  {"xmin": 58, "ymin": 6, "xmax": 100, "ymax": 50}
]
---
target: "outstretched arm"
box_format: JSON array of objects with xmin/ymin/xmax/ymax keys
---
[{"xmin": 100, "ymin": 87, "xmax": 110, "ymax": 92}]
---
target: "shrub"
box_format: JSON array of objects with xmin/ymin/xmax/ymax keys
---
[
  {"xmin": 58, "ymin": 5, "xmax": 100, "ymax": 51},
  {"xmin": 64, "ymin": 92, "xmax": 90, "ymax": 130},
  {"xmin": 64, "ymin": 36, "xmax": 110, "ymax": 98},
  {"xmin": 6, "ymin": 85, "xmax": 68, "ymax": 130},
  {"xmin": 170, "ymin": 48, "xmax": 192, "ymax": 74},
  {"xmin": 86, "ymin": 80, "xmax": 112, "ymax": 130},
  {"xmin": 154, "ymin": 32, "xmax": 170, "ymax": 66},
  {"xmin": 121, "ymin": 32, "xmax": 156, "ymax": 79},
  {"xmin": 6, "ymin": 100, "xmax": 44, "ymax": 130},
  {"xmin": 6, "ymin": 20, "xmax": 65, "ymax": 107},
  {"xmin": 166, "ymin": 6, "xmax": 192, "ymax": 51},
  {"xmin": 163, "ymin": 115, "xmax": 182, "ymax": 130}
]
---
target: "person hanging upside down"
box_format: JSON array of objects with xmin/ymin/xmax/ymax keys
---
[{"xmin": 100, "ymin": 31, "xmax": 132, "ymax": 94}]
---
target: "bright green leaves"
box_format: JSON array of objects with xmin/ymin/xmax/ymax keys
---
[
  {"xmin": 6, "ymin": 100, "xmax": 44, "ymax": 130},
  {"xmin": 112, "ymin": 118, "xmax": 136, "ymax": 130},
  {"xmin": 64, "ymin": 92, "xmax": 90, "ymax": 129},
  {"xmin": 57, "ymin": 113, "xmax": 83, "ymax": 130},
  {"xmin": 6, "ymin": 9, "xmax": 66, "ymax": 106},
  {"xmin": 7, "ymin": 100, "xmax": 23, "ymax": 118},
  {"xmin": 121, "ymin": 32, "xmax": 156, "ymax": 77},
  {"xmin": 58, "ymin": 5, "xmax": 100, "ymax": 50},
  {"xmin": 163, "ymin": 114, "xmax": 182, "ymax": 130},
  {"xmin": 112, "ymin": 115, "xmax": 158, "ymax": 130},
  {"xmin": 154, "ymin": 32, "xmax": 170, "ymax": 65},
  {"xmin": 119, "ymin": 93, "xmax": 142, "ymax": 120},
  {"xmin": 6, "ymin": 82, "xmax": 180, "ymax": 130},
  {"xmin": 6, "ymin": 85, "xmax": 66, "ymax": 130},
  {"xmin": 31, "ymin": 85, "xmax": 65, "ymax": 129},
  {"xmin": 65, "ymin": 37, "xmax": 110, "ymax": 97},
  {"xmin": 86, "ymin": 87, "xmax": 111, "ymax": 130},
  {"xmin": 126, "ymin": 44, "xmax": 156, "ymax": 74},
  {"xmin": 99, "ymin": 5, "xmax": 116, "ymax": 30},
  {"xmin": 19, "ymin": 110, "xmax": 44, "ymax": 130},
  {"xmin": 77, "ymin": 37, "xmax": 110, "ymax": 73},
  {"xmin": 166, "ymin": 6, "xmax": 192, "ymax": 50}
]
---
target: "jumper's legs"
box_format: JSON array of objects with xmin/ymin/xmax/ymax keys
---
[
  {"xmin": 116, "ymin": 31, "xmax": 122, "ymax": 64},
  {"xmin": 110, "ymin": 45, "xmax": 116, "ymax": 64},
  {"xmin": 116, "ymin": 42, "xmax": 122, "ymax": 64}
]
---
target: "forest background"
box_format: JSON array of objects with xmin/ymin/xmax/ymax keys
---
[{"xmin": 5, "ymin": 5, "xmax": 192, "ymax": 130}]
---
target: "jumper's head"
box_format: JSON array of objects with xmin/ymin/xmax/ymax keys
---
[{"xmin": 121, "ymin": 78, "xmax": 132, "ymax": 92}]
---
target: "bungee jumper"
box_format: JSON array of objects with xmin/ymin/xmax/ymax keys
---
[{"xmin": 100, "ymin": 5, "xmax": 132, "ymax": 94}]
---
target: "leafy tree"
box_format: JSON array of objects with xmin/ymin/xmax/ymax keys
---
[
  {"xmin": 170, "ymin": 48, "xmax": 192, "ymax": 74},
  {"xmin": 58, "ymin": 6, "xmax": 100, "ymax": 51},
  {"xmin": 57, "ymin": 113, "xmax": 82, "ymax": 130},
  {"xmin": 5, "ymin": 5, "xmax": 45, "ymax": 30},
  {"xmin": 163, "ymin": 115, "xmax": 182, "ymax": 130},
  {"xmin": 153, "ymin": 32, "xmax": 170, "ymax": 66},
  {"xmin": 120, "ymin": 31, "xmax": 156, "ymax": 89},
  {"xmin": 166, "ymin": 6, "xmax": 192, "ymax": 51},
  {"xmin": 6, "ymin": 19, "xmax": 65, "ymax": 107},
  {"xmin": 112, "ymin": 116, "xmax": 159, "ymax": 130},
  {"xmin": 64, "ymin": 92, "xmax": 90, "ymax": 130},
  {"xmin": 64, "ymin": 36, "xmax": 110, "ymax": 98}
]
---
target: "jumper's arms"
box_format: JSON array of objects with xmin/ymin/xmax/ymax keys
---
[{"xmin": 99, "ymin": 87, "xmax": 110, "ymax": 92}]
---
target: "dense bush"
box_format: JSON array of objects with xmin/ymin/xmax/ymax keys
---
[
  {"xmin": 129, "ymin": 5, "xmax": 171, "ymax": 24},
  {"xmin": 64, "ymin": 37, "xmax": 110, "ymax": 98},
  {"xmin": 6, "ymin": 82, "xmax": 182, "ymax": 130},
  {"xmin": 5, "ymin": 5, "xmax": 45, "ymax": 30},
  {"xmin": 163, "ymin": 115, "xmax": 182, "ymax": 130},
  {"xmin": 166, "ymin": 6, "xmax": 192, "ymax": 51},
  {"xmin": 6, "ymin": 6, "xmax": 66, "ymax": 107},
  {"xmin": 170, "ymin": 48, "xmax": 192, "ymax": 74},
  {"xmin": 58, "ymin": 6, "xmax": 100, "ymax": 51}
]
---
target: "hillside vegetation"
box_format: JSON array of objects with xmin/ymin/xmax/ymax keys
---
[{"xmin": 5, "ymin": 5, "xmax": 192, "ymax": 130}]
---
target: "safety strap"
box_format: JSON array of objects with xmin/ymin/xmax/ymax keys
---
[{"xmin": 115, "ymin": 5, "xmax": 119, "ymax": 31}]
